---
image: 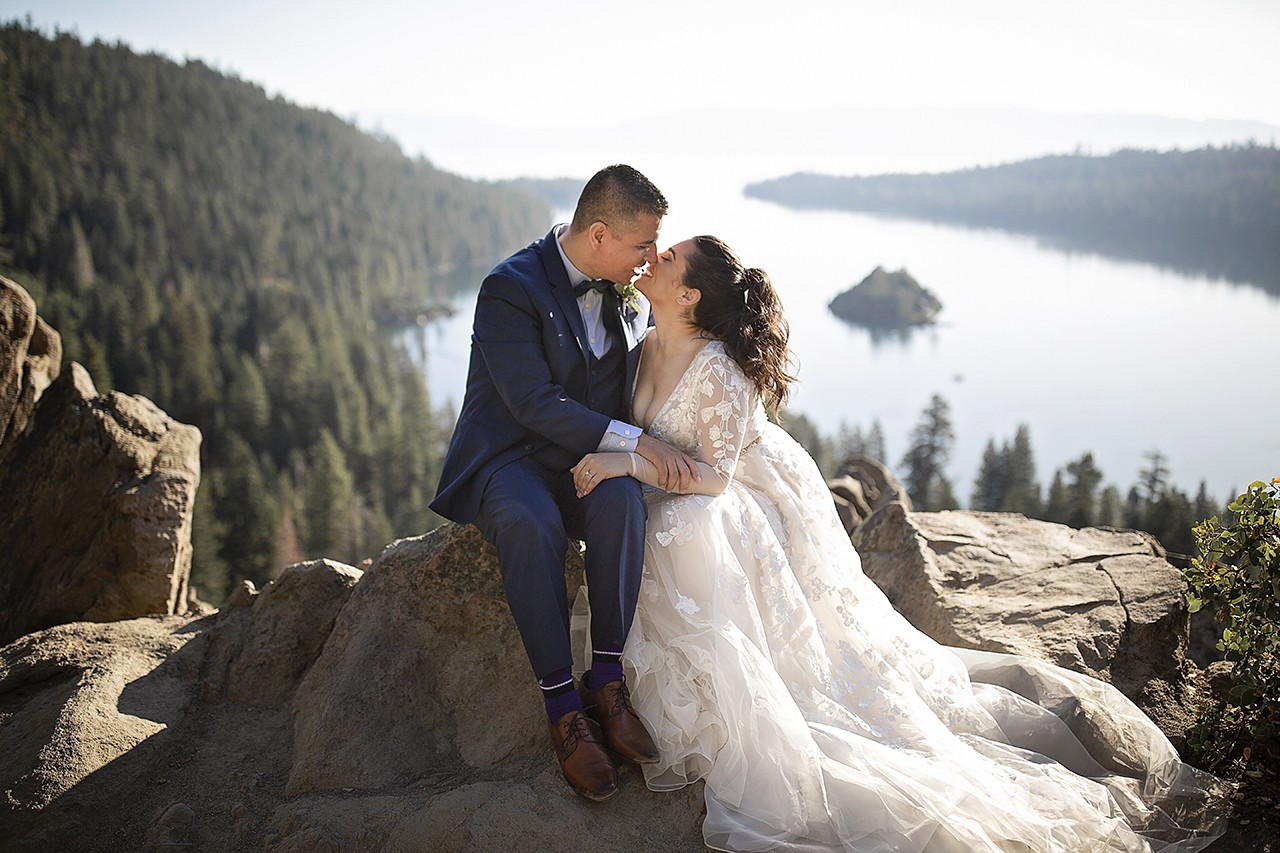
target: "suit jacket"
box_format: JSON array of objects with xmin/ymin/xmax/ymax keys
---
[{"xmin": 429, "ymin": 227, "xmax": 649, "ymax": 524}]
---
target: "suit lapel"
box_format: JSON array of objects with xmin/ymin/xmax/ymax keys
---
[{"xmin": 539, "ymin": 228, "xmax": 592, "ymax": 363}]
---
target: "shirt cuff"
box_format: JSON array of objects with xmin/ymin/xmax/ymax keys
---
[{"xmin": 598, "ymin": 420, "xmax": 641, "ymax": 452}]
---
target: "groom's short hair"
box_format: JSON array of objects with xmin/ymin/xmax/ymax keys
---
[{"xmin": 570, "ymin": 164, "xmax": 667, "ymax": 234}]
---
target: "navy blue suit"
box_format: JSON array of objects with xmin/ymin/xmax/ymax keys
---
[{"xmin": 430, "ymin": 227, "xmax": 649, "ymax": 678}]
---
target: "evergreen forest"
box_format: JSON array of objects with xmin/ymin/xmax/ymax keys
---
[
  {"xmin": 785, "ymin": 397, "xmax": 1230, "ymax": 559},
  {"xmin": 0, "ymin": 23, "xmax": 548, "ymax": 600},
  {"xmin": 745, "ymin": 147, "xmax": 1280, "ymax": 292}
]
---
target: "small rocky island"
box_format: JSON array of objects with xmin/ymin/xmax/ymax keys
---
[{"xmin": 829, "ymin": 267, "xmax": 942, "ymax": 328}]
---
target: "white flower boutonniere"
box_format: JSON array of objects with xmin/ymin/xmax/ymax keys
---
[{"xmin": 615, "ymin": 282, "xmax": 641, "ymax": 312}]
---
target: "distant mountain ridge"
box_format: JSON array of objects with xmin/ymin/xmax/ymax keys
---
[
  {"xmin": 745, "ymin": 146, "xmax": 1280, "ymax": 292},
  {"xmin": 357, "ymin": 107, "xmax": 1280, "ymax": 183}
]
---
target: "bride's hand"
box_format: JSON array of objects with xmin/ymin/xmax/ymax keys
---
[
  {"xmin": 571, "ymin": 453, "xmax": 633, "ymax": 497},
  {"xmin": 636, "ymin": 433, "xmax": 700, "ymax": 493}
]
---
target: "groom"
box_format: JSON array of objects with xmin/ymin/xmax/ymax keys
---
[{"xmin": 430, "ymin": 164, "xmax": 698, "ymax": 800}]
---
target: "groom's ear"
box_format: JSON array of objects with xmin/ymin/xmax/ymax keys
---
[{"xmin": 587, "ymin": 221, "xmax": 609, "ymax": 248}]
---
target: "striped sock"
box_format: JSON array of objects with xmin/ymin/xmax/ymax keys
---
[
  {"xmin": 587, "ymin": 648, "xmax": 624, "ymax": 691},
  {"xmin": 540, "ymin": 669, "xmax": 583, "ymax": 722}
]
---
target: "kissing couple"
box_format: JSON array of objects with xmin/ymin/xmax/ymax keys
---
[{"xmin": 429, "ymin": 165, "xmax": 1225, "ymax": 851}]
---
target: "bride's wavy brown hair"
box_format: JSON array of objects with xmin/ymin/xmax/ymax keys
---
[{"xmin": 685, "ymin": 235, "xmax": 796, "ymax": 415}]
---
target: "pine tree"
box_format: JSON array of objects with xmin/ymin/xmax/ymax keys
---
[
  {"xmin": 163, "ymin": 291, "xmax": 220, "ymax": 427},
  {"xmin": 1123, "ymin": 486, "xmax": 1145, "ymax": 529},
  {"xmin": 781, "ymin": 410, "xmax": 831, "ymax": 476},
  {"xmin": 900, "ymin": 394, "xmax": 956, "ymax": 511},
  {"xmin": 189, "ymin": 474, "xmax": 231, "ymax": 604},
  {"xmin": 833, "ymin": 419, "xmax": 888, "ymax": 466},
  {"xmin": 263, "ymin": 315, "xmax": 321, "ymax": 461},
  {"xmin": 224, "ymin": 352, "xmax": 270, "ymax": 450},
  {"xmin": 831, "ymin": 422, "xmax": 862, "ymax": 471},
  {"xmin": 865, "ymin": 420, "xmax": 887, "ymax": 463},
  {"xmin": 933, "ymin": 478, "xmax": 961, "ymax": 511},
  {"xmin": 1000, "ymin": 424, "xmax": 1042, "ymax": 516},
  {"xmin": 213, "ymin": 434, "xmax": 282, "ymax": 588},
  {"xmin": 1064, "ymin": 452, "xmax": 1105, "ymax": 528},
  {"xmin": 1044, "ymin": 471, "xmax": 1070, "ymax": 525},
  {"xmin": 1192, "ymin": 481, "xmax": 1219, "ymax": 525},
  {"xmin": 971, "ymin": 439, "xmax": 1006, "ymax": 511},
  {"xmin": 301, "ymin": 428, "xmax": 359, "ymax": 563},
  {"xmin": 1139, "ymin": 451, "xmax": 1171, "ymax": 504},
  {"xmin": 1147, "ymin": 487, "xmax": 1196, "ymax": 556},
  {"xmin": 1097, "ymin": 485, "xmax": 1124, "ymax": 527}
]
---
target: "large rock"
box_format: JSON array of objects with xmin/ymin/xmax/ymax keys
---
[
  {"xmin": 0, "ymin": 617, "xmax": 197, "ymax": 818},
  {"xmin": 0, "ymin": 362, "xmax": 201, "ymax": 645},
  {"xmin": 0, "ymin": 276, "xmax": 62, "ymax": 452},
  {"xmin": 0, "ymin": 528, "xmax": 706, "ymax": 852},
  {"xmin": 853, "ymin": 504, "xmax": 1190, "ymax": 701},
  {"xmin": 288, "ymin": 524, "xmax": 573, "ymax": 795},
  {"xmin": 211, "ymin": 559, "xmax": 364, "ymax": 707},
  {"xmin": 826, "ymin": 454, "xmax": 911, "ymax": 533}
]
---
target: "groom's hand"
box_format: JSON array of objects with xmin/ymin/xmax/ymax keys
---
[{"xmin": 637, "ymin": 434, "xmax": 700, "ymax": 493}]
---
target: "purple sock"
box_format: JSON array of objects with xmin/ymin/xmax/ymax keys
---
[
  {"xmin": 540, "ymin": 669, "xmax": 583, "ymax": 722},
  {"xmin": 587, "ymin": 648, "xmax": 624, "ymax": 690}
]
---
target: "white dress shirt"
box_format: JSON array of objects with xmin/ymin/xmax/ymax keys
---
[{"xmin": 554, "ymin": 224, "xmax": 641, "ymax": 454}]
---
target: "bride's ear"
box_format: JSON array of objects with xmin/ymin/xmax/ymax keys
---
[{"xmin": 678, "ymin": 286, "xmax": 702, "ymax": 306}]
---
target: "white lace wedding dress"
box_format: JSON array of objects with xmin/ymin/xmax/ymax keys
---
[{"xmin": 609, "ymin": 341, "xmax": 1225, "ymax": 852}]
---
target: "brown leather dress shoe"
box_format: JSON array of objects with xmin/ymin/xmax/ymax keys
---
[
  {"xmin": 579, "ymin": 676, "xmax": 660, "ymax": 764},
  {"xmin": 548, "ymin": 710, "xmax": 618, "ymax": 801}
]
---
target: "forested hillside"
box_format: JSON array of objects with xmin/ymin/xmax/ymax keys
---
[
  {"xmin": 746, "ymin": 146, "xmax": 1280, "ymax": 291},
  {"xmin": 0, "ymin": 22, "xmax": 548, "ymax": 599}
]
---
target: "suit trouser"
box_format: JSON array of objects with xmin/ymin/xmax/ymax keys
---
[{"xmin": 473, "ymin": 455, "xmax": 647, "ymax": 680}]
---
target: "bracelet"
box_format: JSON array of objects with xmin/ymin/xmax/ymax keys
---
[{"xmin": 628, "ymin": 452, "xmax": 638, "ymax": 477}]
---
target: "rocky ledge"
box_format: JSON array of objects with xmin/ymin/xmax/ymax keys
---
[{"xmin": 1, "ymin": 510, "xmax": 1213, "ymax": 852}]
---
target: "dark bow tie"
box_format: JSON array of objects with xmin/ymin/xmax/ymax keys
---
[{"xmin": 573, "ymin": 278, "xmax": 614, "ymax": 298}]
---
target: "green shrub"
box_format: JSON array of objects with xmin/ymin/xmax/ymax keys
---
[{"xmin": 1184, "ymin": 479, "xmax": 1280, "ymax": 764}]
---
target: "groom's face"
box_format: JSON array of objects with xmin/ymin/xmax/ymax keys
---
[{"xmin": 598, "ymin": 213, "xmax": 662, "ymax": 285}]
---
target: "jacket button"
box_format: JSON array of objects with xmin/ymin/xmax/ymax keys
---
[{"xmin": 524, "ymin": 444, "xmax": 534, "ymax": 451}]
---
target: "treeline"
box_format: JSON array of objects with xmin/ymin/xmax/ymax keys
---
[
  {"xmin": 0, "ymin": 23, "xmax": 548, "ymax": 600},
  {"xmin": 745, "ymin": 146, "xmax": 1280, "ymax": 292},
  {"xmin": 785, "ymin": 394, "xmax": 1229, "ymax": 556}
]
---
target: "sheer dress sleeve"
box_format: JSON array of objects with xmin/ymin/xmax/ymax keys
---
[{"xmin": 691, "ymin": 350, "xmax": 755, "ymax": 495}]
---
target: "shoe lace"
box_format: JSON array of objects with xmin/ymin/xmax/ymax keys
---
[
  {"xmin": 560, "ymin": 712, "xmax": 594, "ymax": 755},
  {"xmin": 603, "ymin": 678, "xmax": 638, "ymax": 718}
]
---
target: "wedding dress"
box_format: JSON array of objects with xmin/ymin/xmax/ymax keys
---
[{"xmin": 600, "ymin": 340, "xmax": 1226, "ymax": 852}]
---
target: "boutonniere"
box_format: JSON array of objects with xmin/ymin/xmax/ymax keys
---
[{"xmin": 615, "ymin": 282, "xmax": 641, "ymax": 312}]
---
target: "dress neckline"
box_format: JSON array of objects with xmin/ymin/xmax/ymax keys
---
[{"xmin": 634, "ymin": 337, "xmax": 720, "ymax": 432}]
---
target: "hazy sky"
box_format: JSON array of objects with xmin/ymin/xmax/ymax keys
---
[{"xmin": 6, "ymin": 0, "xmax": 1280, "ymax": 127}]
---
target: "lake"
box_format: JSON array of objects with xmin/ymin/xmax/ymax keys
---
[{"xmin": 398, "ymin": 142, "xmax": 1279, "ymax": 504}]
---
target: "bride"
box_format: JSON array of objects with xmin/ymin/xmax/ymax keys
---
[{"xmin": 570, "ymin": 235, "xmax": 1226, "ymax": 852}]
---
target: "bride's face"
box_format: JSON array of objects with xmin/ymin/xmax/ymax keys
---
[{"xmin": 639, "ymin": 239, "xmax": 696, "ymax": 307}]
